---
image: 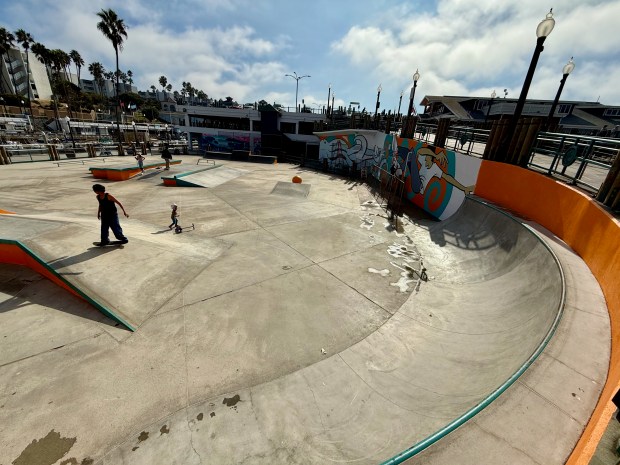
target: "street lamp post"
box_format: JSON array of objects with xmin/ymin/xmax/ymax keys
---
[
  {"xmin": 0, "ymin": 97, "xmax": 6, "ymax": 116},
  {"xmin": 132, "ymin": 121, "xmax": 138, "ymax": 142},
  {"xmin": 544, "ymin": 57, "xmax": 575, "ymax": 131},
  {"xmin": 374, "ymin": 84, "xmax": 382, "ymax": 120},
  {"xmin": 405, "ymin": 69, "xmax": 421, "ymax": 137},
  {"xmin": 397, "ymin": 90, "xmax": 404, "ymax": 119},
  {"xmin": 326, "ymin": 83, "xmax": 331, "ymax": 116},
  {"xmin": 20, "ymin": 99, "xmax": 25, "ymax": 115},
  {"xmin": 331, "ymin": 93, "xmax": 335, "ymax": 116},
  {"xmin": 485, "ymin": 90, "xmax": 497, "ymax": 123},
  {"xmin": 64, "ymin": 116, "xmax": 76, "ymax": 148},
  {"xmin": 499, "ymin": 9, "xmax": 555, "ymax": 162},
  {"xmin": 285, "ymin": 72, "xmax": 310, "ymax": 111}
]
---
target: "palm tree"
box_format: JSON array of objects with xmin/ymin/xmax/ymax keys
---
[
  {"xmin": 32, "ymin": 42, "xmax": 60, "ymax": 122},
  {"xmin": 15, "ymin": 29, "xmax": 34, "ymax": 116},
  {"xmin": 88, "ymin": 61, "xmax": 105, "ymax": 96},
  {"xmin": 88, "ymin": 62, "xmax": 105, "ymax": 96},
  {"xmin": 96, "ymin": 7, "xmax": 128, "ymax": 143},
  {"xmin": 50, "ymin": 49, "xmax": 72, "ymax": 117},
  {"xmin": 127, "ymin": 69, "xmax": 133, "ymax": 86},
  {"xmin": 166, "ymin": 83, "xmax": 172, "ymax": 94},
  {"xmin": 69, "ymin": 50, "xmax": 84, "ymax": 84},
  {"xmin": 0, "ymin": 28, "xmax": 18, "ymax": 95},
  {"xmin": 150, "ymin": 84, "xmax": 156, "ymax": 95},
  {"xmin": 159, "ymin": 75, "xmax": 168, "ymax": 99}
]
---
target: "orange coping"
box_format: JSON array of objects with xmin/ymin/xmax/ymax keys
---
[
  {"xmin": 0, "ymin": 209, "xmax": 15, "ymax": 214},
  {"xmin": 475, "ymin": 161, "xmax": 620, "ymax": 464}
]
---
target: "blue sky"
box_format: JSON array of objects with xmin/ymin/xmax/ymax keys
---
[{"xmin": 3, "ymin": 0, "xmax": 620, "ymax": 112}]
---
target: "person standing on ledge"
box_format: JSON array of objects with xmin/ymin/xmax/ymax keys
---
[
  {"xmin": 92, "ymin": 184, "xmax": 129, "ymax": 246},
  {"xmin": 161, "ymin": 144, "xmax": 172, "ymax": 170}
]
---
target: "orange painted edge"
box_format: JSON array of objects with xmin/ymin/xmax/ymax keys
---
[
  {"xmin": 475, "ymin": 160, "xmax": 620, "ymax": 465},
  {"xmin": 163, "ymin": 179, "xmax": 177, "ymax": 186},
  {"xmin": 0, "ymin": 209, "xmax": 16, "ymax": 214},
  {"xmin": 0, "ymin": 240, "xmax": 135, "ymax": 331}
]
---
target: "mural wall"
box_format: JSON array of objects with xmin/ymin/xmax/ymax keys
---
[
  {"xmin": 317, "ymin": 130, "xmax": 482, "ymax": 220},
  {"xmin": 197, "ymin": 130, "xmax": 261, "ymax": 154}
]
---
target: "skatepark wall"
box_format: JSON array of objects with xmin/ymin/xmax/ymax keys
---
[
  {"xmin": 474, "ymin": 160, "xmax": 620, "ymax": 465},
  {"xmin": 316, "ymin": 130, "xmax": 481, "ymax": 220}
]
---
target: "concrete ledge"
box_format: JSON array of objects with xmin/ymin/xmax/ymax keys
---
[
  {"xmin": 161, "ymin": 164, "xmax": 222, "ymax": 187},
  {"xmin": 89, "ymin": 160, "xmax": 182, "ymax": 180},
  {"xmin": 249, "ymin": 154, "xmax": 277, "ymax": 164}
]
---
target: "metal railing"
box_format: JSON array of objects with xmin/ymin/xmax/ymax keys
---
[
  {"xmin": 366, "ymin": 164, "xmax": 406, "ymax": 224},
  {"xmin": 528, "ymin": 132, "xmax": 619, "ymax": 193}
]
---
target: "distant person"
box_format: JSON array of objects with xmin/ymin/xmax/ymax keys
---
[
  {"xmin": 161, "ymin": 144, "xmax": 172, "ymax": 170},
  {"xmin": 92, "ymin": 184, "xmax": 129, "ymax": 246},
  {"xmin": 135, "ymin": 152, "xmax": 145, "ymax": 175},
  {"xmin": 146, "ymin": 140, "xmax": 152, "ymax": 155}
]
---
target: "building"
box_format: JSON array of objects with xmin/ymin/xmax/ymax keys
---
[
  {"xmin": 421, "ymin": 95, "xmax": 620, "ymax": 135},
  {"xmin": 79, "ymin": 78, "xmax": 137, "ymax": 98},
  {"xmin": 1, "ymin": 48, "xmax": 53, "ymax": 101},
  {"xmin": 176, "ymin": 103, "xmax": 325, "ymax": 158}
]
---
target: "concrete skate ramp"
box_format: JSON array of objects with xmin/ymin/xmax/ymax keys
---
[
  {"xmin": 97, "ymin": 198, "xmax": 564, "ymax": 464},
  {"xmin": 170, "ymin": 165, "xmax": 248, "ymax": 187}
]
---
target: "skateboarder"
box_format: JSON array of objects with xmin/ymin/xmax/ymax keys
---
[
  {"xmin": 93, "ymin": 184, "xmax": 129, "ymax": 246},
  {"xmin": 169, "ymin": 203, "xmax": 194, "ymax": 233}
]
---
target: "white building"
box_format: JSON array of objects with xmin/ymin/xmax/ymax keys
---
[{"xmin": 1, "ymin": 48, "xmax": 53, "ymax": 101}]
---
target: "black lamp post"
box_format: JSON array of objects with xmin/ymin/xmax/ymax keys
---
[
  {"xmin": 544, "ymin": 57, "xmax": 575, "ymax": 131},
  {"xmin": 485, "ymin": 90, "xmax": 497, "ymax": 123},
  {"xmin": 0, "ymin": 97, "xmax": 6, "ymax": 116},
  {"xmin": 132, "ymin": 121, "xmax": 138, "ymax": 141},
  {"xmin": 20, "ymin": 99, "xmax": 25, "ymax": 114},
  {"xmin": 285, "ymin": 72, "xmax": 310, "ymax": 111},
  {"xmin": 331, "ymin": 93, "xmax": 335, "ymax": 116},
  {"xmin": 326, "ymin": 83, "xmax": 331, "ymax": 116},
  {"xmin": 374, "ymin": 84, "xmax": 382, "ymax": 120},
  {"xmin": 499, "ymin": 9, "xmax": 555, "ymax": 161},
  {"xmin": 397, "ymin": 90, "xmax": 403, "ymax": 119},
  {"xmin": 405, "ymin": 69, "xmax": 421, "ymax": 137}
]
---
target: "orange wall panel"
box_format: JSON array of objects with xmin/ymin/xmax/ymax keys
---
[{"xmin": 475, "ymin": 160, "xmax": 620, "ymax": 464}]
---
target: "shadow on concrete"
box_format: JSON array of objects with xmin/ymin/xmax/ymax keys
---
[{"xmin": 47, "ymin": 246, "xmax": 124, "ymax": 270}]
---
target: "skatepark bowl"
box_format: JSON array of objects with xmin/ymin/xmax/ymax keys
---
[{"xmin": 0, "ymin": 156, "xmax": 615, "ymax": 465}]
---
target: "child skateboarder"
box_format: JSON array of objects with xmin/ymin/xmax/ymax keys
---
[
  {"xmin": 169, "ymin": 203, "xmax": 194, "ymax": 233},
  {"xmin": 93, "ymin": 184, "xmax": 129, "ymax": 246}
]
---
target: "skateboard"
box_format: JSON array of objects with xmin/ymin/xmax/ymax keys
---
[
  {"xmin": 175, "ymin": 223, "xmax": 195, "ymax": 234},
  {"xmin": 93, "ymin": 241, "xmax": 127, "ymax": 247}
]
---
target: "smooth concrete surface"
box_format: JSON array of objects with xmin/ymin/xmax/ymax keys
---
[
  {"xmin": 0, "ymin": 156, "xmax": 609, "ymax": 465},
  {"xmin": 174, "ymin": 165, "xmax": 248, "ymax": 188}
]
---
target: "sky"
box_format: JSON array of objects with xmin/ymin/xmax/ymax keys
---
[{"xmin": 2, "ymin": 0, "xmax": 620, "ymax": 113}]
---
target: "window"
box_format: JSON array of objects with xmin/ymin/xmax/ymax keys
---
[
  {"xmin": 280, "ymin": 122, "xmax": 296, "ymax": 134},
  {"xmin": 557, "ymin": 104, "xmax": 571, "ymax": 114},
  {"xmin": 604, "ymin": 108, "xmax": 620, "ymax": 117}
]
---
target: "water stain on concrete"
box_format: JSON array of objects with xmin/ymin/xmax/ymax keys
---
[
  {"xmin": 210, "ymin": 412, "xmax": 215, "ymax": 418},
  {"xmin": 197, "ymin": 413, "xmax": 204, "ymax": 421},
  {"xmin": 223, "ymin": 394, "xmax": 241, "ymax": 407},
  {"xmin": 137, "ymin": 431, "xmax": 149, "ymax": 442},
  {"xmin": 160, "ymin": 425, "xmax": 170, "ymax": 435},
  {"xmin": 59, "ymin": 459, "xmax": 78, "ymax": 465},
  {"xmin": 12, "ymin": 430, "xmax": 76, "ymax": 465},
  {"xmin": 132, "ymin": 446, "xmax": 139, "ymax": 452}
]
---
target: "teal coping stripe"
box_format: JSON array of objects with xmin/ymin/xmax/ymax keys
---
[
  {"xmin": 379, "ymin": 196, "xmax": 566, "ymax": 464},
  {"xmin": 89, "ymin": 160, "xmax": 181, "ymax": 172},
  {"xmin": 0, "ymin": 238, "xmax": 136, "ymax": 332},
  {"xmin": 160, "ymin": 164, "xmax": 222, "ymax": 181}
]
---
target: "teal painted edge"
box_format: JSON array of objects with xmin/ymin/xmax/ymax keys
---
[
  {"xmin": 161, "ymin": 164, "xmax": 222, "ymax": 186},
  {"xmin": 0, "ymin": 238, "xmax": 136, "ymax": 332},
  {"xmin": 89, "ymin": 160, "xmax": 181, "ymax": 172},
  {"xmin": 379, "ymin": 196, "xmax": 566, "ymax": 465}
]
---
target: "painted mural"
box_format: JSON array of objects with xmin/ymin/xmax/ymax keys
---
[
  {"xmin": 317, "ymin": 130, "xmax": 482, "ymax": 220},
  {"xmin": 199, "ymin": 132, "xmax": 261, "ymax": 154}
]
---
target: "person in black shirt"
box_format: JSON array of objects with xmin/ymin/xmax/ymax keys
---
[
  {"xmin": 92, "ymin": 184, "xmax": 129, "ymax": 246},
  {"xmin": 161, "ymin": 144, "xmax": 172, "ymax": 170}
]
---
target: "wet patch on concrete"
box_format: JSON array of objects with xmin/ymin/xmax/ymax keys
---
[
  {"xmin": 223, "ymin": 394, "xmax": 241, "ymax": 407},
  {"xmin": 137, "ymin": 431, "xmax": 149, "ymax": 442},
  {"xmin": 160, "ymin": 424, "xmax": 170, "ymax": 435},
  {"xmin": 12, "ymin": 430, "xmax": 76, "ymax": 465},
  {"xmin": 210, "ymin": 412, "xmax": 215, "ymax": 418},
  {"xmin": 196, "ymin": 413, "xmax": 204, "ymax": 421}
]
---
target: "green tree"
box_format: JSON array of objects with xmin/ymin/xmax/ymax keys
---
[
  {"xmin": 159, "ymin": 75, "xmax": 168, "ymax": 99},
  {"xmin": 127, "ymin": 69, "xmax": 133, "ymax": 86},
  {"xmin": 69, "ymin": 50, "xmax": 84, "ymax": 83},
  {"xmin": 0, "ymin": 28, "xmax": 17, "ymax": 95},
  {"xmin": 88, "ymin": 61, "xmax": 106, "ymax": 96},
  {"xmin": 32, "ymin": 42, "xmax": 60, "ymax": 121},
  {"xmin": 15, "ymin": 29, "xmax": 34, "ymax": 115},
  {"xmin": 96, "ymin": 7, "xmax": 128, "ymax": 143}
]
